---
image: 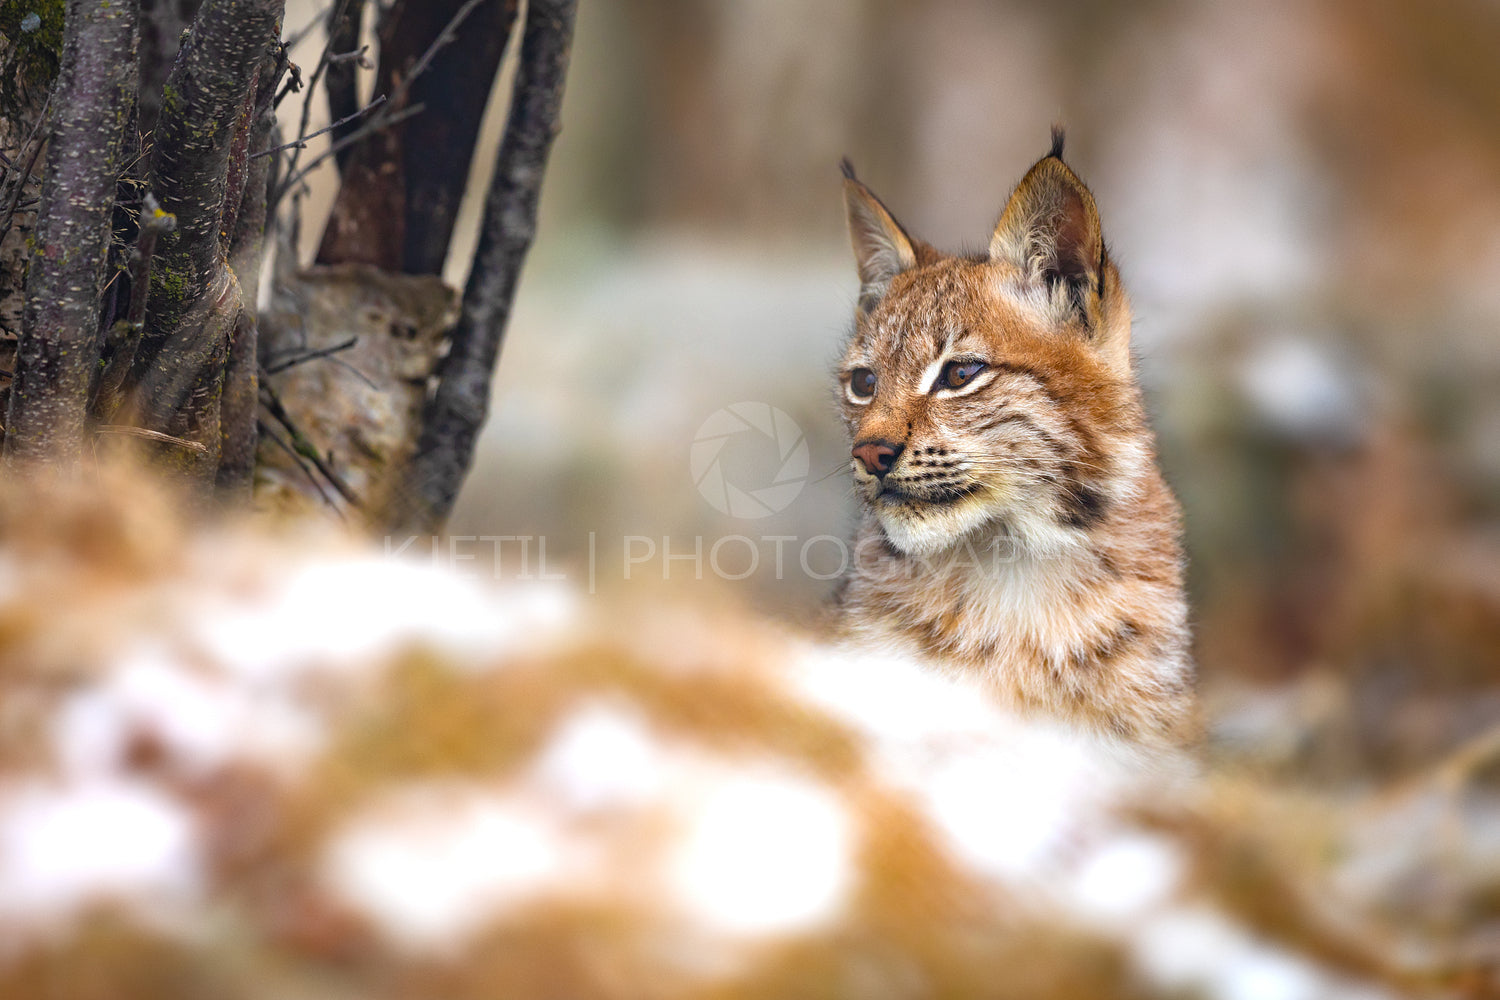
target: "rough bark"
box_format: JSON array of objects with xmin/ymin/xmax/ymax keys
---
[
  {"xmin": 390, "ymin": 0, "xmax": 576, "ymax": 532},
  {"xmin": 0, "ymin": 18, "xmax": 54, "ymax": 428},
  {"xmin": 92, "ymin": 194, "xmax": 176, "ymax": 424},
  {"xmin": 122, "ymin": 0, "xmax": 284, "ymax": 476},
  {"xmin": 3, "ymin": 0, "xmax": 138, "ymax": 464},
  {"xmin": 138, "ymin": 0, "xmax": 204, "ymax": 138},
  {"xmin": 400, "ymin": 0, "xmax": 517, "ymax": 275},
  {"xmin": 312, "ymin": 108, "xmax": 402, "ymax": 269},
  {"xmin": 217, "ymin": 61, "xmax": 279, "ymax": 497},
  {"xmin": 317, "ymin": 0, "xmax": 517, "ymax": 274}
]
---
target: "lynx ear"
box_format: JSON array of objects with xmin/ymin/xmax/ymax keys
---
[
  {"xmin": 989, "ymin": 133, "xmax": 1107, "ymax": 325},
  {"xmin": 842, "ymin": 159, "xmax": 917, "ymax": 313}
]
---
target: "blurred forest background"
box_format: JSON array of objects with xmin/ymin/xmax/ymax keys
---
[
  {"xmin": 0, "ymin": 3, "xmax": 1497, "ymax": 995},
  {"xmin": 280, "ymin": 0, "xmax": 1500, "ymax": 781}
]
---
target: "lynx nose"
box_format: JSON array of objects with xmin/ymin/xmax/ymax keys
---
[{"xmin": 852, "ymin": 439, "xmax": 903, "ymax": 478}]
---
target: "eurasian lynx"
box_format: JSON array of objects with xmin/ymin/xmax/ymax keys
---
[{"xmin": 834, "ymin": 132, "xmax": 1193, "ymax": 745}]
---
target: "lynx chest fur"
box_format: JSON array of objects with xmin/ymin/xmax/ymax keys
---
[{"xmin": 832, "ymin": 133, "xmax": 1193, "ymax": 745}]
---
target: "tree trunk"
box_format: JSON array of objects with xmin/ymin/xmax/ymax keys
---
[
  {"xmin": 1, "ymin": 0, "xmax": 570, "ymax": 516},
  {"xmin": 138, "ymin": 0, "xmax": 203, "ymax": 137},
  {"xmin": 317, "ymin": 0, "xmax": 518, "ymax": 275},
  {"xmin": 390, "ymin": 0, "xmax": 576, "ymax": 532},
  {"xmin": 3, "ymin": 0, "xmax": 138, "ymax": 464},
  {"xmin": 119, "ymin": 0, "xmax": 284, "ymax": 480},
  {"xmin": 0, "ymin": 8, "xmax": 58, "ymax": 431},
  {"xmin": 217, "ymin": 59, "xmax": 280, "ymax": 497}
]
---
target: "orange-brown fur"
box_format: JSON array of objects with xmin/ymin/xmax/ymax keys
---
[{"xmin": 833, "ymin": 134, "xmax": 1194, "ymax": 745}]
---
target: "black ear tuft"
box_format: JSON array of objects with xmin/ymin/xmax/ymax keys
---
[
  {"xmin": 840, "ymin": 157, "xmax": 857, "ymax": 181},
  {"xmin": 1048, "ymin": 125, "xmax": 1066, "ymax": 161},
  {"xmin": 990, "ymin": 152, "xmax": 1103, "ymax": 326}
]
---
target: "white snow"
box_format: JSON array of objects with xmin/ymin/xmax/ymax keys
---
[
  {"xmin": 788, "ymin": 645, "xmax": 1141, "ymax": 885},
  {"xmin": 1064, "ymin": 832, "xmax": 1184, "ymax": 924},
  {"xmin": 1134, "ymin": 905, "xmax": 1391, "ymax": 1000},
  {"xmin": 323, "ymin": 783, "xmax": 567, "ymax": 951},
  {"xmin": 526, "ymin": 701, "xmax": 669, "ymax": 814},
  {"xmin": 52, "ymin": 645, "xmax": 322, "ymax": 778},
  {"xmin": 191, "ymin": 556, "xmax": 575, "ymax": 680},
  {"xmin": 664, "ymin": 767, "xmax": 853, "ymax": 938},
  {"xmin": 0, "ymin": 778, "xmax": 201, "ymax": 924}
]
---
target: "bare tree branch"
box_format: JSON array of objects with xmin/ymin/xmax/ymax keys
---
[
  {"xmin": 324, "ymin": 0, "xmax": 366, "ymax": 171},
  {"xmin": 273, "ymin": 101, "xmax": 422, "ymax": 208},
  {"xmin": 391, "ymin": 0, "xmax": 577, "ymax": 531},
  {"xmin": 281, "ymin": 0, "xmax": 355, "ymax": 193},
  {"xmin": 95, "ymin": 423, "xmax": 210, "ymax": 455},
  {"xmin": 253, "ymin": 94, "xmax": 384, "ymax": 159},
  {"xmin": 3, "ymin": 0, "xmax": 139, "ymax": 464},
  {"xmin": 264, "ymin": 335, "xmax": 358, "ymax": 374},
  {"xmin": 257, "ymin": 417, "xmax": 345, "ymax": 516},
  {"xmin": 260, "ymin": 379, "xmax": 363, "ymax": 509},
  {"xmin": 0, "ymin": 93, "xmax": 50, "ymax": 246}
]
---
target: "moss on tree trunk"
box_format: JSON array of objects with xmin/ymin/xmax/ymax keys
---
[{"xmin": 2, "ymin": 0, "xmax": 138, "ymax": 464}]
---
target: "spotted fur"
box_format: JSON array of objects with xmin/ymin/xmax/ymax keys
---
[{"xmin": 834, "ymin": 137, "xmax": 1194, "ymax": 745}]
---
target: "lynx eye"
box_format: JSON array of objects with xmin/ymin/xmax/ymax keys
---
[
  {"xmin": 848, "ymin": 368, "xmax": 877, "ymax": 399},
  {"xmin": 937, "ymin": 359, "xmax": 986, "ymax": 390}
]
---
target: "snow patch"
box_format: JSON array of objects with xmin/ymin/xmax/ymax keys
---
[
  {"xmin": 53, "ymin": 645, "xmax": 322, "ymax": 778},
  {"xmin": 192, "ymin": 557, "xmax": 575, "ymax": 679},
  {"xmin": 0, "ymin": 779, "xmax": 201, "ymax": 924},
  {"xmin": 527, "ymin": 701, "xmax": 668, "ymax": 814},
  {"xmin": 323, "ymin": 783, "xmax": 566, "ymax": 951},
  {"xmin": 665, "ymin": 767, "xmax": 853, "ymax": 938}
]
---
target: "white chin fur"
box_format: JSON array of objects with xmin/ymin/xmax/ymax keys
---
[{"xmin": 876, "ymin": 497, "xmax": 996, "ymax": 558}]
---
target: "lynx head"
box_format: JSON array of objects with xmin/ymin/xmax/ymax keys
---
[{"xmin": 839, "ymin": 132, "xmax": 1145, "ymax": 558}]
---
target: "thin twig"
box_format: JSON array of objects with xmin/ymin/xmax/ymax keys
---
[
  {"xmin": 264, "ymin": 335, "xmax": 358, "ymax": 373},
  {"xmin": 122, "ymin": 194, "xmax": 178, "ymax": 332},
  {"xmin": 281, "ymin": 0, "xmax": 357, "ymax": 186},
  {"xmin": 0, "ymin": 92, "xmax": 52, "ymax": 243},
  {"xmin": 258, "ymin": 418, "xmax": 346, "ymax": 517},
  {"xmin": 321, "ymin": 354, "xmax": 381, "ymax": 391},
  {"xmin": 283, "ymin": 2, "xmax": 335, "ymax": 50},
  {"xmin": 252, "ymin": 95, "xmax": 384, "ymax": 159},
  {"xmin": 328, "ymin": 45, "xmax": 371, "ymax": 66},
  {"xmin": 259, "ymin": 379, "xmax": 364, "ymax": 508},
  {"xmin": 323, "ymin": 1, "xmax": 366, "ymax": 169},
  {"xmin": 94, "ymin": 424, "xmax": 212, "ymax": 454},
  {"xmin": 272, "ymin": 102, "xmax": 424, "ymax": 210},
  {"xmin": 392, "ymin": 0, "xmax": 490, "ymax": 108},
  {"xmin": 257, "ymin": 43, "xmax": 293, "ymax": 119},
  {"xmin": 274, "ymin": 60, "xmax": 304, "ymax": 109},
  {"xmin": 271, "ymin": 0, "xmax": 488, "ymax": 214}
]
